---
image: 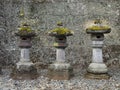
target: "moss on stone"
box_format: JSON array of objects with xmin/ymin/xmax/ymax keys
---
[
  {"xmin": 18, "ymin": 23, "xmax": 32, "ymax": 32},
  {"xmin": 86, "ymin": 19, "xmax": 111, "ymax": 31},
  {"xmin": 87, "ymin": 26, "xmax": 111, "ymax": 31},
  {"xmin": 16, "ymin": 23, "xmax": 35, "ymax": 37},
  {"xmin": 49, "ymin": 27, "xmax": 74, "ymax": 35}
]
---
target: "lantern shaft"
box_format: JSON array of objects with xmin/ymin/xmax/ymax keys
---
[
  {"xmin": 92, "ymin": 48, "xmax": 103, "ymax": 63},
  {"xmin": 92, "ymin": 41, "xmax": 103, "ymax": 63},
  {"xmin": 20, "ymin": 49, "xmax": 30, "ymax": 62},
  {"xmin": 56, "ymin": 49, "xmax": 65, "ymax": 63}
]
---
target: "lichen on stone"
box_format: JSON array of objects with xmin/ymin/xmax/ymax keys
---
[{"xmin": 53, "ymin": 42, "xmax": 59, "ymax": 47}]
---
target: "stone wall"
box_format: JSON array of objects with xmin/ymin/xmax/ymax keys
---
[{"xmin": 0, "ymin": 0, "xmax": 120, "ymax": 68}]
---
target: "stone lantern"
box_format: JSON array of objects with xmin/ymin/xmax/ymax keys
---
[
  {"xmin": 85, "ymin": 19, "xmax": 111, "ymax": 79},
  {"xmin": 48, "ymin": 22, "xmax": 74, "ymax": 80},
  {"xmin": 11, "ymin": 22, "xmax": 38, "ymax": 79}
]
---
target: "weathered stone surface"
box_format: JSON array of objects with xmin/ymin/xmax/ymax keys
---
[
  {"xmin": 85, "ymin": 72, "xmax": 110, "ymax": 79},
  {"xmin": 0, "ymin": 0, "xmax": 120, "ymax": 69},
  {"xmin": 11, "ymin": 64, "xmax": 39, "ymax": 80},
  {"xmin": 48, "ymin": 63, "xmax": 73, "ymax": 80},
  {"xmin": 87, "ymin": 63, "xmax": 108, "ymax": 74}
]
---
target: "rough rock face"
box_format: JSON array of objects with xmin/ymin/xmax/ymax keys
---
[
  {"xmin": 0, "ymin": 0, "xmax": 14, "ymax": 68},
  {"xmin": 0, "ymin": 0, "xmax": 120, "ymax": 68}
]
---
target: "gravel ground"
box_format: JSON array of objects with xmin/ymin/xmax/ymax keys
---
[{"xmin": 0, "ymin": 68, "xmax": 120, "ymax": 90}]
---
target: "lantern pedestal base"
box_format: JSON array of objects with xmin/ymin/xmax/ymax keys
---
[
  {"xmin": 87, "ymin": 63, "xmax": 108, "ymax": 74},
  {"xmin": 48, "ymin": 63, "xmax": 73, "ymax": 80},
  {"xmin": 85, "ymin": 63, "xmax": 110, "ymax": 79},
  {"xmin": 11, "ymin": 62, "xmax": 39, "ymax": 80},
  {"xmin": 85, "ymin": 72, "xmax": 110, "ymax": 79}
]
